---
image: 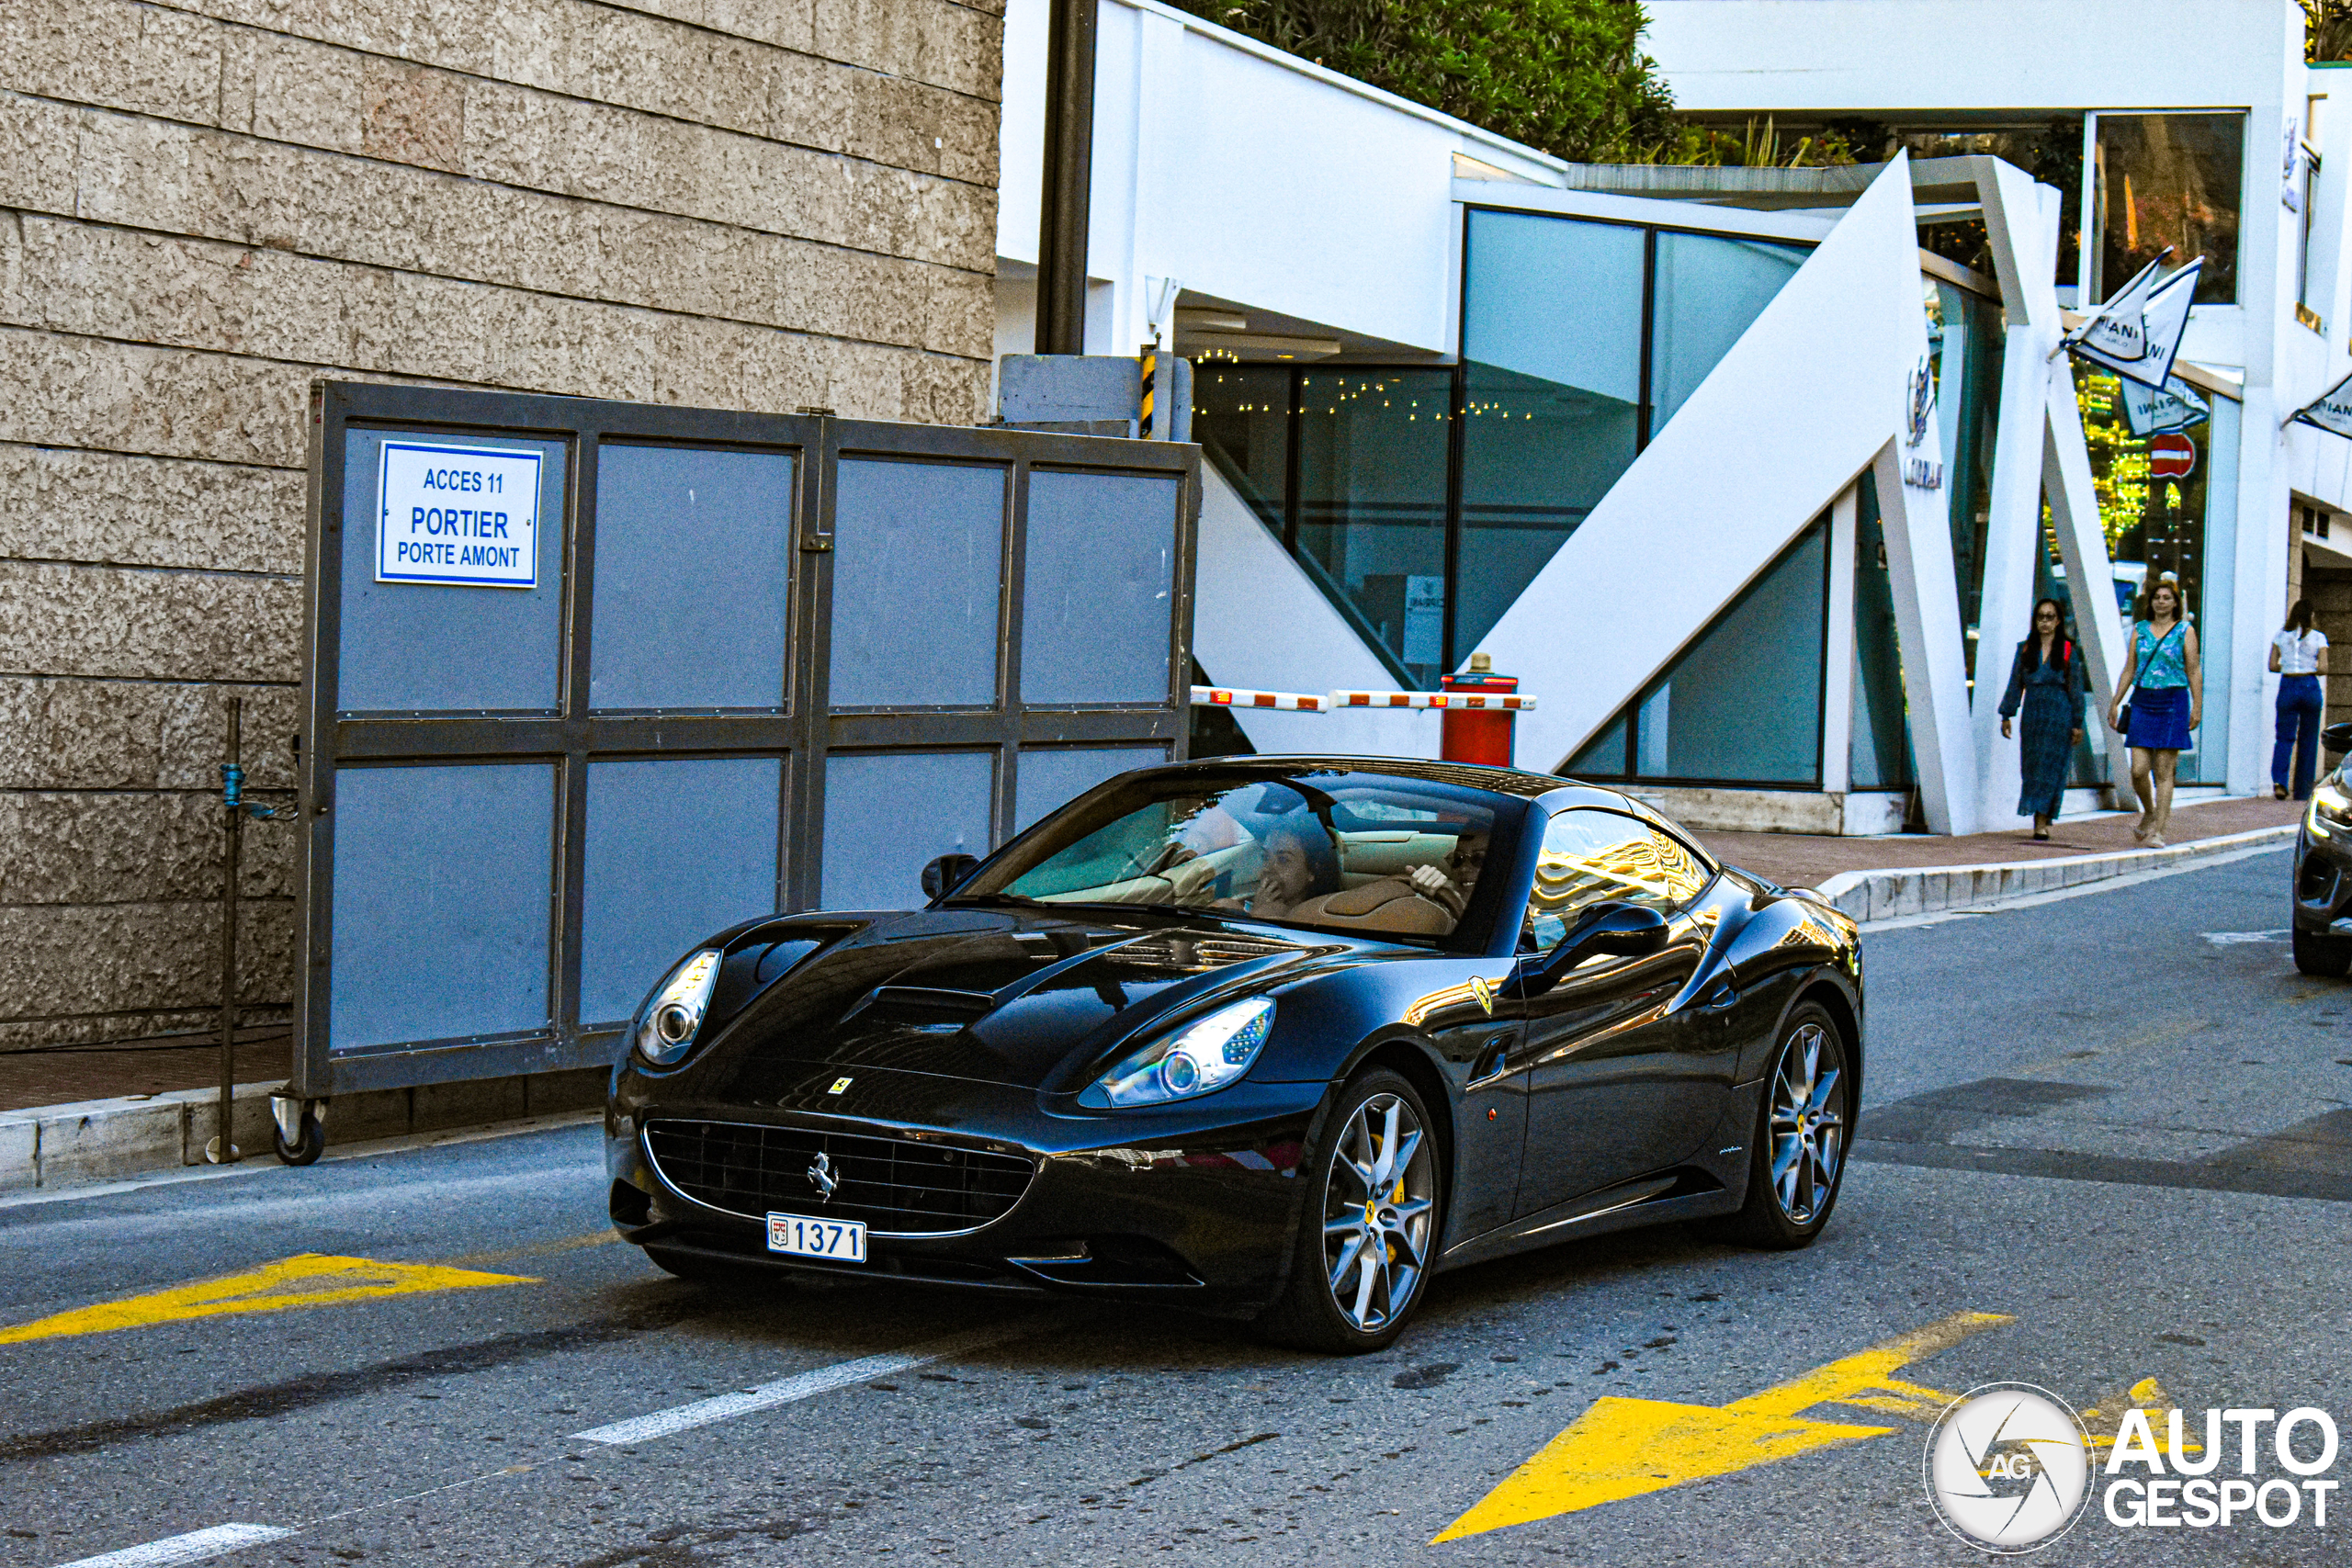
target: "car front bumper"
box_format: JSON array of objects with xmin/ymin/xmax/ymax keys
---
[{"xmin": 605, "ymin": 1062, "xmax": 1329, "ymax": 1318}]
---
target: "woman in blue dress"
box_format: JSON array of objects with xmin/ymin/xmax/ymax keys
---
[
  {"xmin": 1997, "ymin": 597, "xmax": 2086, "ymax": 840},
  {"xmin": 2105, "ymin": 574, "xmax": 2200, "ymax": 847}
]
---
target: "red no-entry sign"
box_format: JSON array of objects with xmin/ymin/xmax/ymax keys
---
[{"xmin": 2148, "ymin": 433, "xmax": 2197, "ymax": 479}]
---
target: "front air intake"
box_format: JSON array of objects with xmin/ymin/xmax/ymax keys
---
[{"xmin": 643, "ymin": 1120, "xmax": 1034, "ymax": 1236}]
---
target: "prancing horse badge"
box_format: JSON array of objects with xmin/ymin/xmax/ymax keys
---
[{"xmin": 807, "ymin": 1150, "xmax": 839, "ymax": 1201}]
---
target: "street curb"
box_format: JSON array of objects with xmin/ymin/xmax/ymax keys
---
[
  {"xmin": 1811, "ymin": 824, "xmax": 2298, "ymax": 925},
  {"xmin": 0, "ymin": 1068, "xmax": 605, "ymax": 1196}
]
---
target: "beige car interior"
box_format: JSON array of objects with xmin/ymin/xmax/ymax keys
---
[{"xmin": 1039, "ymin": 827, "xmax": 1476, "ymax": 937}]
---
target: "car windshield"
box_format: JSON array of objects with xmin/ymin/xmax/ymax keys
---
[{"xmin": 956, "ymin": 769, "xmax": 1506, "ymax": 944}]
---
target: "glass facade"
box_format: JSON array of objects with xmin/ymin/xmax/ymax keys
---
[
  {"xmin": 2092, "ymin": 113, "xmax": 2245, "ymax": 304},
  {"xmin": 2070, "ymin": 365, "xmax": 2238, "ymax": 783},
  {"xmin": 1458, "ymin": 213, "xmax": 1645, "ymax": 661},
  {"xmin": 1902, "ymin": 122, "xmax": 2088, "ymax": 287},
  {"xmin": 1296, "ymin": 369, "xmax": 1455, "ymax": 685},
  {"xmin": 1193, "ymin": 210, "xmax": 1808, "ymax": 688},
  {"xmin": 1924, "ymin": 276, "xmax": 2007, "ymax": 686},
  {"xmin": 1849, "ymin": 474, "xmax": 1914, "ymax": 791},
  {"xmin": 1567, "ymin": 521, "xmax": 1830, "ymax": 786}
]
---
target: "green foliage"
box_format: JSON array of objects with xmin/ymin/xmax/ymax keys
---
[
  {"xmin": 1166, "ymin": 0, "xmax": 1681, "ymax": 162},
  {"xmin": 2307, "ymin": 0, "xmax": 2352, "ymax": 62}
]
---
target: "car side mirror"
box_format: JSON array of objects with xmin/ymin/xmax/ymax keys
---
[
  {"xmin": 1511, "ymin": 902, "xmax": 1669, "ymax": 998},
  {"xmin": 2324, "ymin": 721, "xmax": 2352, "ymax": 757},
  {"xmin": 922, "ymin": 852, "xmax": 979, "ymax": 901}
]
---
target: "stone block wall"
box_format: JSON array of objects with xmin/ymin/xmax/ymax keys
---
[{"xmin": 0, "ymin": 0, "xmax": 1002, "ymax": 1054}]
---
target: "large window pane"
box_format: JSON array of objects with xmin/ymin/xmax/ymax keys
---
[
  {"xmin": 1648, "ymin": 232, "xmax": 1806, "ymax": 439},
  {"xmin": 1903, "ymin": 121, "xmax": 2087, "ymax": 288},
  {"xmin": 1850, "ymin": 475, "xmax": 1913, "ymax": 791},
  {"xmin": 2072, "ymin": 364, "xmax": 2233, "ymax": 782},
  {"xmin": 1295, "ymin": 368, "xmax": 1453, "ymax": 686},
  {"xmin": 1926, "ymin": 278, "xmax": 2007, "ymax": 685},
  {"xmin": 1192, "ymin": 363, "xmax": 1290, "ymax": 534},
  {"xmin": 1633, "ymin": 525, "xmax": 1829, "ymax": 784},
  {"xmin": 1457, "ymin": 212, "xmax": 1645, "ymax": 654},
  {"xmin": 2094, "ymin": 113, "xmax": 2244, "ymax": 304}
]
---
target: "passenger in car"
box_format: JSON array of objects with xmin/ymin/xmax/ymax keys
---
[{"xmin": 1286, "ymin": 829, "xmax": 1487, "ymax": 935}]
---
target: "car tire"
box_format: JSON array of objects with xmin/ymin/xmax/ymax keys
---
[
  {"xmin": 2293, "ymin": 925, "xmax": 2352, "ymax": 977},
  {"xmin": 1716, "ymin": 1003, "xmax": 1852, "ymax": 1251},
  {"xmin": 1257, "ymin": 1067, "xmax": 1444, "ymax": 1355},
  {"xmin": 642, "ymin": 1244, "xmax": 769, "ymax": 1286}
]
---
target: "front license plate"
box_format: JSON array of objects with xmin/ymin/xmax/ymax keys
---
[{"xmin": 766, "ymin": 1213, "xmax": 867, "ymax": 1262}]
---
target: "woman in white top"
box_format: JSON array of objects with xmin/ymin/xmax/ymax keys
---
[{"xmin": 2270, "ymin": 598, "xmax": 2330, "ymax": 800}]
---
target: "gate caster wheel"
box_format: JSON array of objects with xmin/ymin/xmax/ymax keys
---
[{"xmin": 270, "ymin": 1096, "xmax": 326, "ymax": 1166}]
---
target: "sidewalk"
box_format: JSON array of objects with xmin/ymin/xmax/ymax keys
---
[{"xmin": 1700, "ymin": 794, "xmax": 2303, "ymax": 921}]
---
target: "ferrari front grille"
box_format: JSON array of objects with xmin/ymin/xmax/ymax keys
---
[{"xmin": 642, "ymin": 1120, "xmax": 1035, "ymax": 1236}]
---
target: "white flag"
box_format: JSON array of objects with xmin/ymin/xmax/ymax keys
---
[
  {"xmin": 2120, "ymin": 377, "xmax": 2210, "ymax": 437},
  {"xmin": 2066, "ymin": 257, "xmax": 2203, "ymax": 390},
  {"xmin": 2290, "ymin": 369, "xmax": 2352, "ymax": 440}
]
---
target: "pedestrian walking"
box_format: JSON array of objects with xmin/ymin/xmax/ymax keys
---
[
  {"xmin": 2269, "ymin": 597, "xmax": 2330, "ymax": 800},
  {"xmin": 2106, "ymin": 572, "xmax": 2200, "ymax": 847},
  {"xmin": 1997, "ymin": 597, "xmax": 2086, "ymax": 840}
]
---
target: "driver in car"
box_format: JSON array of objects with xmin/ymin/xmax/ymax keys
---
[
  {"xmin": 1283, "ymin": 827, "xmax": 1488, "ymax": 934},
  {"xmin": 1227, "ymin": 818, "xmax": 1342, "ymax": 919}
]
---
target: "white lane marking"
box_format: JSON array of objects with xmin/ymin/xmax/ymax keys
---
[
  {"xmin": 571, "ymin": 1319, "xmax": 1040, "ymax": 1446},
  {"xmin": 54, "ymin": 1524, "xmax": 298, "ymax": 1568},
  {"xmin": 2203, "ymin": 929, "xmax": 2291, "ymax": 944}
]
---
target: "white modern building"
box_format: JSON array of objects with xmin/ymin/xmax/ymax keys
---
[{"xmin": 997, "ymin": 0, "xmax": 2346, "ymax": 835}]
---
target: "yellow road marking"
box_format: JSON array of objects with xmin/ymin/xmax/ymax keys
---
[
  {"xmin": 0, "ymin": 1253, "xmax": 536, "ymax": 1346},
  {"xmin": 443, "ymin": 1227, "xmax": 621, "ymax": 1269},
  {"xmin": 1431, "ymin": 1311, "xmax": 2009, "ymax": 1543}
]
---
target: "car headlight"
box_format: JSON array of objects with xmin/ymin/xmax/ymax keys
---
[
  {"xmin": 1081, "ymin": 998, "xmax": 1275, "ymax": 1109},
  {"xmin": 633, "ymin": 948, "xmax": 721, "ymax": 1066},
  {"xmin": 2312, "ymin": 779, "xmax": 2352, "ymax": 834}
]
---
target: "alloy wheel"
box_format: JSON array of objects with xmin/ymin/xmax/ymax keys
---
[
  {"xmin": 1767, "ymin": 1021, "xmax": 1846, "ymax": 1224},
  {"xmin": 1320, "ymin": 1091, "xmax": 1436, "ymax": 1333}
]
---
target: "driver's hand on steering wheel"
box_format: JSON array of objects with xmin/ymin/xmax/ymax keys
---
[{"xmin": 1407, "ymin": 863, "xmax": 1467, "ymax": 919}]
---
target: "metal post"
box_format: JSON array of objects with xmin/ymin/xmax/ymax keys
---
[
  {"xmin": 1035, "ymin": 0, "xmax": 1097, "ymax": 355},
  {"xmin": 211, "ymin": 696, "xmax": 243, "ymax": 1164}
]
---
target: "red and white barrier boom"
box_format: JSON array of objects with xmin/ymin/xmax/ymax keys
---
[
  {"xmin": 1187, "ymin": 686, "xmax": 1537, "ymax": 713},
  {"xmin": 1192, "ymin": 654, "xmax": 1535, "ymax": 765}
]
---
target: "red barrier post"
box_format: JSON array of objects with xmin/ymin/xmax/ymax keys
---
[{"xmin": 1440, "ymin": 654, "xmax": 1518, "ymax": 766}]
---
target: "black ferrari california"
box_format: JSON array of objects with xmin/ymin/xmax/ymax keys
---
[{"xmin": 605, "ymin": 757, "xmax": 1864, "ymax": 1352}]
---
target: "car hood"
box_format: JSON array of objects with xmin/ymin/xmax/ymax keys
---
[{"xmin": 695, "ymin": 906, "xmax": 1332, "ymax": 1096}]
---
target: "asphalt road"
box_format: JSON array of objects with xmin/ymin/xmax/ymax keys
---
[{"xmin": 2, "ymin": 844, "xmax": 2347, "ymax": 1567}]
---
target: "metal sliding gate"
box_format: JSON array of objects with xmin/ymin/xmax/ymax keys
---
[{"xmin": 293, "ymin": 381, "xmax": 1198, "ymax": 1102}]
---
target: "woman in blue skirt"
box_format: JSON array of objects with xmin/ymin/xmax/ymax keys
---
[
  {"xmin": 1997, "ymin": 597, "xmax": 2086, "ymax": 840},
  {"xmin": 2105, "ymin": 574, "xmax": 2200, "ymax": 846}
]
